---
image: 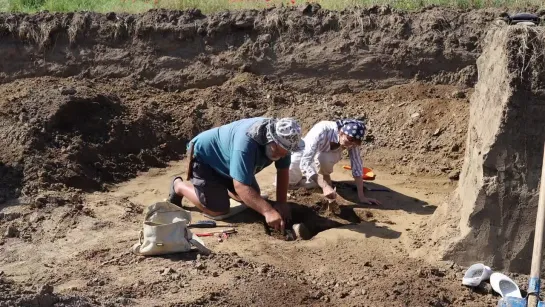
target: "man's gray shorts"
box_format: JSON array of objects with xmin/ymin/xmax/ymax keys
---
[{"xmin": 191, "ymin": 160, "xmax": 260, "ymax": 213}]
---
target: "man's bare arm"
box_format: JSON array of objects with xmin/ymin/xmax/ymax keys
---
[
  {"xmin": 233, "ymin": 179, "xmax": 284, "ymax": 231},
  {"xmin": 233, "ymin": 180, "xmax": 274, "ymax": 214},
  {"xmin": 276, "ymin": 168, "xmax": 289, "ymax": 204}
]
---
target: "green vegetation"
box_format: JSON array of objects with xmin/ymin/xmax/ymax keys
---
[{"xmin": 1, "ymin": 0, "xmax": 543, "ymax": 14}]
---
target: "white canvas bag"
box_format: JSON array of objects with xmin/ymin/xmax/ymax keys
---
[{"xmin": 131, "ymin": 201, "xmax": 211, "ymax": 256}]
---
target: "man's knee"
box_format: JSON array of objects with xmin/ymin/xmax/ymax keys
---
[{"xmin": 175, "ymin": 181, "xmax": 191, "ymax": 194}]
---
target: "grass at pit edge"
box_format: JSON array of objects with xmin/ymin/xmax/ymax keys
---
[{"xmin": 1, "ymin": 0, "xmax": 544, "ymax": 14}]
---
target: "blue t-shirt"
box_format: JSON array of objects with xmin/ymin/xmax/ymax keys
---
[{"xmin": 190, "ymin": 117, "xmax": 291, "ymax": 186}]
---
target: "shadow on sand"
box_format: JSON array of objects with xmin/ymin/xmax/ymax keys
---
[
  {"xmin": 333, "ymin": 180, "xmax": 437, "ymax": 216},
  {"xmin": 178, "ymin": 179, "xmax": 434, "ymax": 241},
  {"xmin": 222, "ymin": 200, "xmax": 402, "ymax": 241}
]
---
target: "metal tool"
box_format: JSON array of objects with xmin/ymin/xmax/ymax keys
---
[
  {"xmin": 498, "ymin": 143, "xmax": 545, "ymax": 307},
  {"xmin": 188, "ymin": 220, "xmax": 237, "ymax": 228},
  {"xmin": 188, "ymin": 220, "xmax": 217, "ymax": 228},
  {"xmin": 195, "ymin": 228, "xmax": 237, "ymax": 237}
]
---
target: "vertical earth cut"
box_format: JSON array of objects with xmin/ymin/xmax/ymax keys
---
[{"xmin": 429, "ymin": 24, "xmax": 545, "ymax": 273}]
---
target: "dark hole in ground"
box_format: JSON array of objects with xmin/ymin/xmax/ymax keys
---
[
  {"xmin": 181, "ymin": 181, "xmax": 418, "ymax": 241},
  {"xmin": 0, "ymin": 162, "xmax": 23, "ymax": 204},
  {"xmin": 217, "ymin": 200, "xmax": 359, "ymax": 241}
]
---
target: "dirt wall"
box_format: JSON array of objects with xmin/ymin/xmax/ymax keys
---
[
  {"xmin": 0, "ymin": 6, "xmax": 499, "ymax": 93},
  {"xmin": 427, "ymin": 24, "xmax": 545, "ymax": 273},
  {"xmin": 0, "ymin": 6, "xmax": 503, "ymax": 203}
]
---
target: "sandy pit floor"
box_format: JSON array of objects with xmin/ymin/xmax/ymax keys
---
[{"xmin": 1, "ymin": 159, "xmax": 506, "ymax": 307}]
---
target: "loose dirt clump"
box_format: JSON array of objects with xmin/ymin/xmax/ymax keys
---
[
  {"xmin": 0, "ymin": 78, "xmax": 192, "ymax": 200},
  {"xmin": 0, "ymin": 277, "xmax": 97, "ymax": 307}
]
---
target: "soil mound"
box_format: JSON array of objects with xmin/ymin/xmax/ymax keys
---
[
  {"xmin": 0, "ymin": 277, "xmax": 95, "ymax": 307},
  {"xmin": 426, "ymin": 23, "xmax": 545, "ymax": 273},
  {"xmin": 0, "ymin": 7, "xmax": 498, "ymax": 93},
  {"xmin": 0, "ymin": 76, "xmax": 468, "ymax": 203},
  {"xmin": 0, "ymin": 78, "xmax": 197, "ymax": 201}
]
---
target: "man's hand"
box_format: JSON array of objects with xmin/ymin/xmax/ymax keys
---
[
  {"xmin": 273, "ymin": 202, "xmax": 291, "ymax": 222},
  {"xmin": 358, "ymin": 195, "xmax": 381, "ymax": 206},
  {"xmin": 234, "ymin": 179, "xmax": 284, "ymax": 232},
  {"xmin": 263, "ymin": 208, "xmax": 285, "ymax": 232},
  {"xmin": 323, "ymin": 185, "xmax": 337, "ymax": 200}
]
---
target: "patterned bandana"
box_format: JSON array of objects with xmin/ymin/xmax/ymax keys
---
[
  {"xmin": 336, "ymin": 119, "xmax": 366, "ymax": 140},
  {"xmin": 267, "ymin": 118, "xmax": 305, "ymax": 152}
]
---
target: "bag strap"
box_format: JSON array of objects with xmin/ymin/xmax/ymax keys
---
[
  {"xmin": 189, "ymin": 238, "xmax": 212, "ymax": 255},
  {"xmin": 185, "ymin": 227, "xmax": 211, "ymax": 255}
]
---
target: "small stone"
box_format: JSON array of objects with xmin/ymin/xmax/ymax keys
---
[
  {"xmin": 448, "ymin": 171, "xmax": 460, "ymax": 180},
  {"xmin": 170, "ymin": 274, "xmax": 181, "ymax": 281},
  {"xmin": 161, "ymin": 267, "xmax": 175, "ymax": 275},
  {"xmin": 195, "ymin": 262, "xmax": 205, "ymax": 270},
  {"xmin": 451, "ymin": 144, "xmax": 460, "ymax": 152},
  {"xmin": 323, "ymin": 296, "xmax": 330, "ymax": 302},
  {"xmin": 299, "ymin": 3, "xmax": 312, "ymax": 13},
  {"xmin": 433, "ymin": 128, "xmax": 442, "ymax": 136},
  {"xmin": 29, "ymin": 213, "xmax": 45, "ymax": 223},
  {"xmin": 35, "ymin": 195, "xmax": 48, "ymax": 207},
  {"xmin": 75, "ymin": 204, "xmax": 84, "ymax": 210},
  {"xmin": 364, "ymin": 261, "xmax": 372, "ymax": 267},
  {"xmin": 98, "ymin": 280, "xmax": 105, "ymax": 286},
  {"xmin": 311, "ymin": 290, "xmax": 324, "ymax": 299},
  {"xmin": 60, "ymin": 87, "xmax": 77, "ymax": 95},
  {"xmin": 239, "ymin": 64, "xmax": 251, "ymax": 73},
  {"xmin": 258, "ymin": 34, "xmax": 272, "ymax": 43},
  {"xmin": 410, "ymin": 112, "xmax": 420, "ymax": 118},
  {"xmin": 38, "ymin": 284, "xmax": 54, "ymax": 295},
  {"xmin": 256, "ymin": 265, "xmax": 269, "ymax": 274},
  {"xmin": 4, "ymin": 225, "xmax": 19, "ymax": 238},
  {"xmin": 106, "ymin": 12, "xmax": 116, "ymax": 20},
  {"xmin": 362, "ymin": 289, "xmax": 367, "ymax": 295},
  {"xmin": 212, "ymin": 272, "xmax": 219, "ymax": 277},
  {"xmin": 451, "ymin": 90, "xmax": 466, "ymax": 99}
]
